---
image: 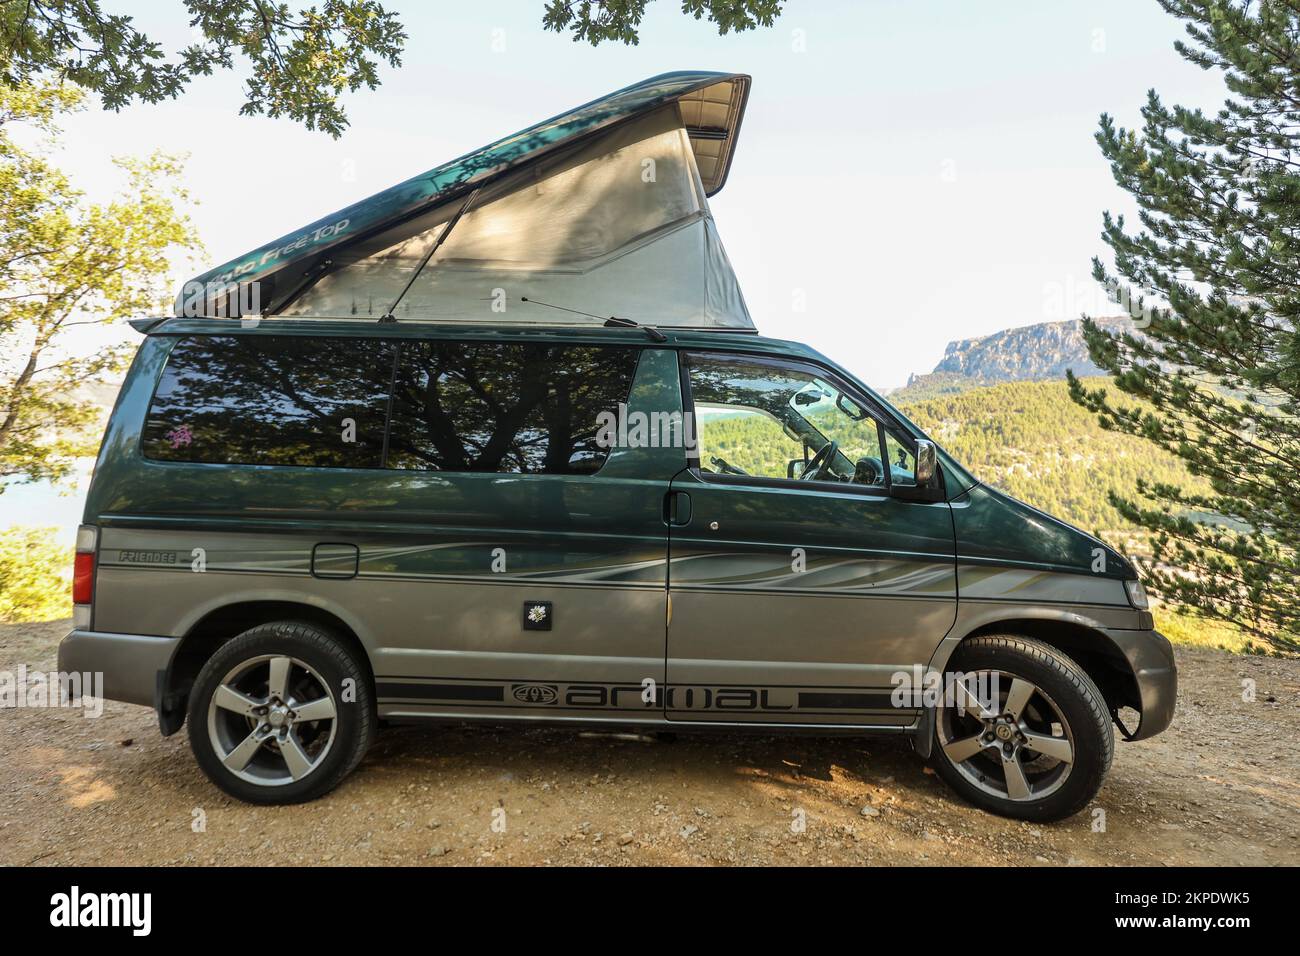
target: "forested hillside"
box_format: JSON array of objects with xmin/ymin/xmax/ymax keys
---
[{"xmin": 893, "ymin": 376, "xmax": 1203, "ymax": 536}]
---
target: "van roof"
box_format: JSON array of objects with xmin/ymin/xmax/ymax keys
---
[{"xmin": 130, "ymin": 315, "xmax": 821, "ymax": 359}]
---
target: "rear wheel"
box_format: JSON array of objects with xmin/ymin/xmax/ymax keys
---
[
  {"xmin": 187, "ymin": 621, "xmax": 375, "ymax": 804},
  {"xmin": 931, "ymin": 635, "xmax": 1112, "ymax": 821}
]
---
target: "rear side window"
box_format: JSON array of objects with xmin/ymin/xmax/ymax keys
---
[
  {"xmin": 386, "ymin": 342, "xmax": 640, "ymax": 474},
  {"xmin": 142, "ymin": 335, "xmax": 395, "ymax": 467}
]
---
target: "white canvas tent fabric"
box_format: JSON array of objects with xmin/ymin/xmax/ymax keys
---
[{"xmin": 282, "ymin": 105, "xmax": 753, "ymax": 329}]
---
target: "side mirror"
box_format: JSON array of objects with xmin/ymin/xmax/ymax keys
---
[{"xmin": 914, "ymin": 440, "xmax": 937, "ymax": 484}]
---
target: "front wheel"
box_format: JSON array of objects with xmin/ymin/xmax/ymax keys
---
[
  {"xmin": 931, "ymin": 635, "xmax": 1113, "ymax": 821},
  {"xmin": 187, "ymin": 621, "xmax": 375, "ymax": 804}
]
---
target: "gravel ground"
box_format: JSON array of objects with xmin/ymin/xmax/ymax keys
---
[{"xmin": 2, "ymin": 619, "xmax": 1297, "ymax": 866}]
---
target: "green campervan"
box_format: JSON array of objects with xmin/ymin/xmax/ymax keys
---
[{"xmin": 59, "ymin": 72, "xmax": 1175, "ymax": 820}]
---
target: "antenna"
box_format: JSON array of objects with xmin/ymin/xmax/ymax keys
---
[{"xmin": 520, "ymin": 297, "xmax": 668, "ymax": 342}]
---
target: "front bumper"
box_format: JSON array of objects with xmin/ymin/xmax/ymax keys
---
[
  {"xmin": 57, "ymin": 629, "xmax": 181, "ymax": 708},
  {"xmin": 1103, "ymin": 627, "xmax": 1177, "ymax": 740}
]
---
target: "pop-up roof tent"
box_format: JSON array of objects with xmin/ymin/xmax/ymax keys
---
[{"xmin": 180, "ymin": 71, "xmax": 754, "ymax": 330}]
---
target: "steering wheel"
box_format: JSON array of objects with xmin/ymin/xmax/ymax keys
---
[
  {"xmin": 799, "ymin": 440, "xmax": 838, "ymax": 481},
  {"xmin": 854, "ymin": 457, "xmax": 882, "ymax": 486}
]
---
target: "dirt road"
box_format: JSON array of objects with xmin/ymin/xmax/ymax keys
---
[{"xmin": 2, "ymin": 619, "xmax": 1296, "ymax": 866}]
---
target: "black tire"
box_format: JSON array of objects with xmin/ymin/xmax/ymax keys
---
[
  {"xmin": 187, "ymin": 621, "xmax": 375, "ymax": 805},
  {"xmin": 930, "ymin": 635, "xmax": 1113, "ymax": 822}
]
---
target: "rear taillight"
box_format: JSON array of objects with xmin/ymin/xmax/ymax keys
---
[
  {"xmin": 72, "ymin": 552, "xmax": 94, "ymax": 604},
  {"xmin": 73, "ymin": 525, "xmax": 98, "ymax": 627}
]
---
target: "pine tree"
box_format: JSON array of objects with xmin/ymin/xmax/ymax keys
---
[{"xmin": 1069, "ymin": 0, "xmax": 1300, "ymax": 651}]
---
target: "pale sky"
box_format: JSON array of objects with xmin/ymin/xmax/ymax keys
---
[{"xmin": 30, "ymin": 0, "xmax": 1228, "ymax": 392}]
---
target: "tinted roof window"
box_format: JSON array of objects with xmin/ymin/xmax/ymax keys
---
[
  {"xmin": 142, "ymin": 335, "xmax": 394, "ymax": 467},
  {"xmin": 387, "ymin": 342, "xmax": 640, "ymax": 474}
]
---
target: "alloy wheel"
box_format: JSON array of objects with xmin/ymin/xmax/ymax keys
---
[
  {"xmin": 936, "ymin": 671, "xmax": 1075, "ymax": 802},
  {"xmin": 206, "ymin": 655, "xmax": 339, "ymax": 786}
]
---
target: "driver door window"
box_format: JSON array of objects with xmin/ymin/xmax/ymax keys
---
[{"xmin": 685, "ymin": 353, "xmax": 889, "ymax": 490}]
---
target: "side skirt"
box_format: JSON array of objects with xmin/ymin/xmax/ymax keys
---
[{"xmin": 377, "ymin": 708, "xmax": 918, "ymax": 737}]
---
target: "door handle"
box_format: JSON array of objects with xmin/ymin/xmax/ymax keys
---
[{"xmin": 663, "ymin": 491, "xmax": 692, "ymax": 527}]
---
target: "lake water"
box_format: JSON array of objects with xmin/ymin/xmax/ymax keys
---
[{"xmin": 0, "ymin": 461, "xmax": 94, "ymax": 546}]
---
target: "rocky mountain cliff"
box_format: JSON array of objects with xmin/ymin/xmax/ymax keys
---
[{"xmin": 902, "ymin": 317, "xmax": 1132, "ymax": 395}]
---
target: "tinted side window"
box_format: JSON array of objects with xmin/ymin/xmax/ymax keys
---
[
  {"xmin": 686, "ymin": 353, "xmax": 889, "ymax": 489},
  {"xmin": 142, "ymin": 335, "xmax": 394, "ymax": 467},
  {"xmin": 387, "ymin": 342, "xmax": 640, "ymax": 474}
]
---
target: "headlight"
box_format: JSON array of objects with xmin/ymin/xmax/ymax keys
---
[{"xmin": 1124, "ymin": 578, "xmax": 1149, "ymax": 610}]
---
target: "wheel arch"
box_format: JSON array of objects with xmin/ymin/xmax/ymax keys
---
[
  {"xmin": 931, "ymin": 617, "xmax": 1142, "ymax": 726},
  {"xmin": 159, "ymin": 600, "xmax": 374, "ymax": 736}
]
